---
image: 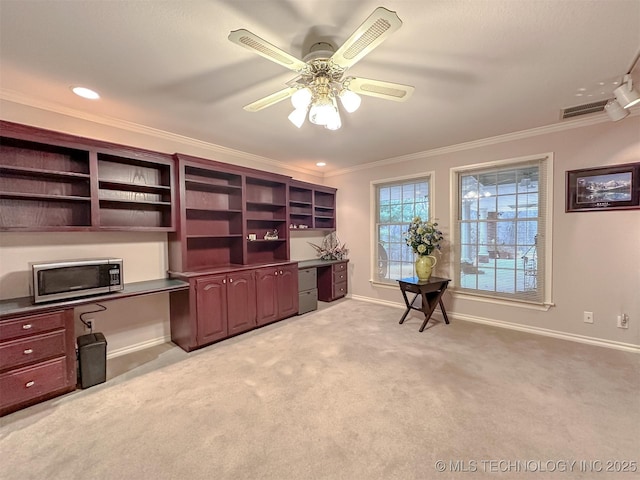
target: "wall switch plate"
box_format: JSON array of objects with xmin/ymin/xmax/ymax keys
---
[
  {"xmin": 617, "ymin": 314, "xmax": 629, "ymax": 329},
  {"xmin": 583, "ymin": 311, "xmax": 594, "ymax": 324}
]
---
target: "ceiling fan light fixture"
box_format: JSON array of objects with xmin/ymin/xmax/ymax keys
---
[
  {"xmin": 339, "ymin": 89, "xmax": 361, "ymax": 113},
  {"xmin": 604, "ymin": 99, "xmax": 629, "ymax": 121},
  {"xmin": 325, "ymin": 97, "xmax": 342, "ymax": 130},
  {"xmin": 288, "ymin": 107, "xmax": 308, "ymax": 128},
  {"xmin": 613, "ymin": 75, "xmax": 640, "ymax": 109},
  {"xmin": 309, "ymin": 96, "xmax": 334, "ymax": 125},
  {"xmin": 291, "ymin": 87, "xmax": 312, "ymax": 110}
]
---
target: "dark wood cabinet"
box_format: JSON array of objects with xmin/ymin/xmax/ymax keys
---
[
  {"xmin": 317, "ymin": 260, "xmax": 348, "ymax": 302},
  {"xmin": 255, "ymin": 264, "xmax": 298, "ymax": 326},
  {"xmin": 288, "ymin": 180, "xmax": 336, "ymax": 231},
  {"xmin": 0, "ymin": 309, "xmax": 76, "ymax": 416},
  {"xmin": 170, "ymin": 269, "xmax": 259, "ymax": 351},
  {"xmin": 195, "ymin": 275, "xmax": 228, "ymax": 344},
  {"xmin": 226, "ymin": 271, "xmax": 257, "ymax": 336},
  {"xmin": 0, "ymin": 121, "xmax": 175, "ymax": 231}
]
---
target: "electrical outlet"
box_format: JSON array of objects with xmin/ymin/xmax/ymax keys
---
[
  {"xmin": 617, "ymin": 314, "xmax": 629, "ymax": 329},
  {"xmin": 583, "ymin": 311, "xmax": 594, "ymax": 324},
  {"xmin": 84, "ymin": 317, "xmax": 95, "ymax": 332}
]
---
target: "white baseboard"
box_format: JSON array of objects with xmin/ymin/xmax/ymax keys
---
[
  {"xmin": 351, "ymin": 295, "xmax": 639, "ymax": 353},
  {"xmin": 107, "ymin": 335, "xmax": 172, "ymax": 359}
]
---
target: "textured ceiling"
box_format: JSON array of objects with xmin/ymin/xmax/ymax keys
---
[{"xmin": 1, "ymin": 0, "xmax": 639, "ymax": 174}]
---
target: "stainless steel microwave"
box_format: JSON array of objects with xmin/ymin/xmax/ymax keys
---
[{"xmin": 30, "ymin": 258, "xmax": 124, "ymax": 303}]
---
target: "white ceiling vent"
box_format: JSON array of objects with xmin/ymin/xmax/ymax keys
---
[{"xmin": 561, "ymin": 99, "xmax": 609, "ymax": 120}]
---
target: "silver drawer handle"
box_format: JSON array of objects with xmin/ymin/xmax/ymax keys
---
[
  {"xmin": 24, "ymin": 349, "xmax": 33, "ymax": 355},
  {"xmin": 25, "ymin": 381, "xmax": 35, "ymax": 388},
  {"xmin": 22, "ymin": 324, "xmax": 33, "ymax": 330}
]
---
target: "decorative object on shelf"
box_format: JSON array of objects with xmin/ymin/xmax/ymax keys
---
[
  {"xmin": 566, "ymin": 162, "xmax": 640, "ymax": 212},
  {"xmin": 309, "ymin": 232, "xmax": 349, "ymax": 260},
  {"xmin": 264, "ymin": 229, "xmax": 279, "ymax": 240},
  {"xmin": 405, "ymin": 216, "xmax": 443, "ymax": 281},
  {"xmin": 248, "ymin": 234, "xmax": 257, "ymax": 241}
]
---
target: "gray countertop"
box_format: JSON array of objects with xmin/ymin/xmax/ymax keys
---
[
  {"xmin": 297, "ymin": 258, "xmax": 349, "ymax": 269},
  {"xmin": 0, "ymin": 278, "xmax": 189, "ymax": 318}
]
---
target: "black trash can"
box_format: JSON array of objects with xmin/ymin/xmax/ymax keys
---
[{"xmin": 77, "ymin": 332, "xmax": 107, "ymax": 389}]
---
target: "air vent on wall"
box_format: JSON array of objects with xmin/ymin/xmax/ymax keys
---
[{"xmin": 561, "ymin": 99, "xmax": 609, "ymax": 119}]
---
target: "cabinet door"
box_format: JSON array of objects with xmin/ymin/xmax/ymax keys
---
[
  {"xmin": 195, "ymin": 275, "xmax": 228, "ymax": 344},
  {"xmin": 255, "ymin": 268, "xmax": 278, "ymax": 326},
  {"xmin": 277, "ymin": 265, "xmax": 299, "ymax": 319},
  {"xmin": 227, "ymin": 271, "xmax": 256, "ymax": 336}
]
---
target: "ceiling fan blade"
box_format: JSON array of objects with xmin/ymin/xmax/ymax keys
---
[
  {"xmin": 346, "ymin": 77, "xmax": 415, "ymax": 102},
  {"xmin": 243, "ymin": 87, "xmax": 297, "ymax": 112},
  {"xmin": 330, "ymin": 7, "xmax": 402, "ymax": 70},
  {"xmin": 228, "ymin": 29, "xmax": 308, "ymax": 73}
]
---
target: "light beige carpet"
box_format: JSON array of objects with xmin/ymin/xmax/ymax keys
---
[{"xmin": 1, "ymin": 299, "xmax": 638, "ymax": 479}]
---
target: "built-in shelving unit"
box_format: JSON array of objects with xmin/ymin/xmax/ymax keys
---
[
  {"xmin": 288, "ymin": 180, "xmax": 336, "ymax": 231},
  {"xmin": 0, "ymin": 136, "xmax": 92, "ymax": 229},
  {"xmin": 245, "ymin": 175, "xmax": 289, "ymax": 265},
  {"xmin": 96, "ymin": 152, "xmax": 173, "ymax": 230},
  {"xmin": 0, "ymin": 121, "xmax": 175, "ymax": 232},
  {"xmin": 169, "ymin": 154, "xmax": 293, "ymax": 272},
  {"xmin": 170, "ymin": 156, "xmax": 245, "ymax": 271}
]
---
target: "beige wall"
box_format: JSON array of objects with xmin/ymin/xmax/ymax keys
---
[
  {"xmin": 1, "ymin": 100, "xmax": 638, "ymax": 353},
  {"xmin": 328, "ymin": 116, "xmax": 640, "ymax": 349}
]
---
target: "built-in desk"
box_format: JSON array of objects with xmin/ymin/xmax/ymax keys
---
[
  {"xmin": 0, "ymin": 278, "xmax": 189, "ymax": 416},
  {"xmin": 0, "ymin": 279, "xmax": 190, "ymax": 318},
  {"xmin": 297, "ymin": 259, "xmax": 348, "ymax": 312}
]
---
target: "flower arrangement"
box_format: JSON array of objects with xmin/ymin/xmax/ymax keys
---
[
  {"xmin": 405, "ymin": 216, "xmax": 443, "ymax": 256},
  {"xmin": 309, "ymin": 232, "xmax": 349, "ymax": 260}
]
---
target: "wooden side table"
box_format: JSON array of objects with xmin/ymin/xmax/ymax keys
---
[{"xmin": 397, "ymin": 276, "xmax": 451, "ymax": 332}]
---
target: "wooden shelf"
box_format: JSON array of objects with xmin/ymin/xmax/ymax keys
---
[
  {"xmin": 0, "ymin": 165, "xmax": 91, "ymax": 180},
  {"xmin": 0, "ymin": 121, "xmax": 176, "ymax": 232},
  {"xmin": 0, "ymin": 191, "xmax": 90, "ymax": 202},
  {"xmin": 288, "ymin": 180, "xmax": 336, "ymax": 230}
]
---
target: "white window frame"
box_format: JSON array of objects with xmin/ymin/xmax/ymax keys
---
[
  {"xmin": 449, "ymin": 153, "xmax": 553, "ymax": 309},
  {"xmin": 370, "ymin": 172, "xmax": 435, "ymax": 286}
]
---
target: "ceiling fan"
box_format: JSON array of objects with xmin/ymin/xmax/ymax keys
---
[{"xmin": 228, "ymin": 6, "xmax": 414, "ymax": 130}]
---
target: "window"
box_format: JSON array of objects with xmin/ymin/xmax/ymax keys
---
[
  {"xmin": 453, "ymin": 155, "xmax": 551, "ymax": 304},
  {"xmin": 374, "ymin": 175, "xmax": 432, "ymax": 284}
]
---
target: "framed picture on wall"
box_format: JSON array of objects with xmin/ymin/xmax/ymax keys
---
[{"xmin": 566, "ymin": 162, "xmax": 640, "ymax": 212}]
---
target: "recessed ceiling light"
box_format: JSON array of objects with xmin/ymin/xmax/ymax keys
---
[
  {"xmin": 71, "ymin": 86, "xmax": 100, "ymax": 100},
  {"xmin": 316, "ymin": 162, "xmax": 326, "ymax": 167}
]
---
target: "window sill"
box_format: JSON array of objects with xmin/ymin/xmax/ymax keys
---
[
  {"xmin": 369, "ymin": 279, "xmax": 401, "ymax": 290},
  {"xmin": 451, "ymin": 289, "xmax": 554, "ymax": 311}
]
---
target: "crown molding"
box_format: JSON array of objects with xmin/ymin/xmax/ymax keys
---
[
  {"xmin": 325, "ymin": 109, "xmax": 640, "ymax": 177},
  {"xmin": 0, "ymin": 88, "xmax": 319, "ymax": 178}
]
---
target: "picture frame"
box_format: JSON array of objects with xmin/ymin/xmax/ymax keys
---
[{"xmin": 566, "ymin": 162, "xmax": 640, "ymax": 212}]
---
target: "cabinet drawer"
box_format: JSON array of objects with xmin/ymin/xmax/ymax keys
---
[
  {"xmin": 0, "ymin": 330, "xmax": 67, "ymax": 371},
  {"xmin": 333, "ymin": 281, "xmax": 347, "ymax": 299},
  {"xmin": 298, "ymin": 268, "xmax": 317, "ymax": 292},
  {"xmin": 333, "ymin": 270, "xmax": 347, "ymax": 284},
  {"xmin": 0, "ymin": 310, "xmax": 66, "ymax": 342},
  {"xmin": 298, "ymin": 288, "xmax": 318, "ymax": 315},
  {"xmin": 0, "ymin": 357, "xmax": 69, "ymax": 409},
  {"xmin": 332, "ymin": 262, "xmax": 347, "ymax": 273}
]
